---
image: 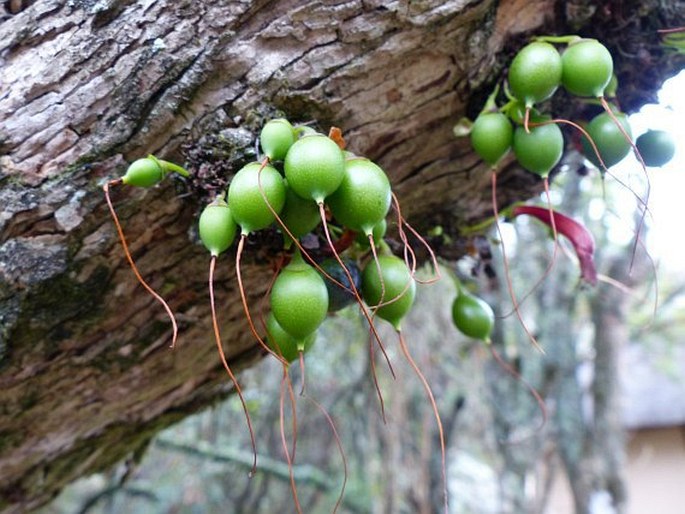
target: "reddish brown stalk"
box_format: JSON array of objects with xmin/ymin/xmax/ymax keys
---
[
  {"xmin": 397, "ymin": 330, "xmax": 448, "ymax": 514},
  {"xmin": 599, "ymin": 95, "xmax": 651, "ymax": 274},
  {"xmin": 368, "ymin": 234, "xmax": 386, "ymax": 318},
  {"xmin": 209, "ymin": 255, "xmax": 258, "ymax": 477},
  {"xmin": 368, "ymin": 333, "xmax": 387, "ymax": 423},
  {"xmin": 391, "ymin": 193, "xmax": 440, "ymax": 283},
  {"xmin": 235, "ymin": 234, "xmax": 290, "ymax": 367},
  {"xmin": 511, "ymin": 204, "xmax": 598, "ymax": 286},
  {"xmin": 532, "ymin": 116, "xmax": 655, "ymax": 277},
  {"xmin": 284, "ymin": 367, "xmax": 299, "ymax": 461},
  {"xmin": 303, "ymin": 394, "xmax": 348, "ymax": 514},
  {"xmin": 298, "ymin": 351, "xmax": 307, "ymax": 397},
  {"xmin": 280, "ymin": 371, "xmax": 303, "ymax": 514},
  {"xmin": 501, "ymin": 180, "xmax": 561, "ymax": 316},
  {"xmin": 530, "ymin": 118, "xmax": 608, "ymax": 172},
  {"xmin": 397, "ymin": 204, "xmax": 417, "ymax": 276},
  {"xmin": 603, "ymin": 205, "xmax": 659, "ymax": 325},
  {"xmin": 490, "ymin": 346, "xmax": 547, "ymax": 443},
  {"xmin": 103, "ymin": 179, "xmax": 179, "ymax": 348},
  {"xmin": 257, "ymin": 266, "xmax": 300, "ymax": 460},
  {"xmin": 657, "ymin": 26, "xmax": 685, "ymax": 33},
  {"xmin": 524, "ymin": 106, "xmax": 531, "ymax": 134},
  {"xmin": 491, "ymin": 172, "xmax": 545, "ymax": 354},
  {"xmin": 319, "ymin": 202, "xmax": 395, "ymax": 376},
  {"xmin": 328, "ymin": 126, "xmax": 347, "ymax": 150},
  {"xmin": 320, "ymin": 202, "xmax": 393, "ymax": 421}
]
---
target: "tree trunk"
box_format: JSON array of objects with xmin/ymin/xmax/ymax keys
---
[{"xmin": 0, "ymin": 0, "xmax": 681, "ymax": 512}]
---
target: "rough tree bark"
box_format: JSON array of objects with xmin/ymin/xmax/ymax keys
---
[{"xmin": 0, "ymin": 0, "xmax": 681, "ymax": 512}]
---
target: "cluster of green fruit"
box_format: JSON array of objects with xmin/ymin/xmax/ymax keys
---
[
  {"xmin": 105, "ymin": 117, "xmax": 507, "ymax": 513},
  {"xmin": 106, "ymin": 118, "xmax": 503, "ymax": 366},
  {"xmin": 468, "ymin": 36, "xmax": 675, "ymax": 176},
  {"xmin": 195, "ymin": 118, "xmax": 418, "ymax": 362}
]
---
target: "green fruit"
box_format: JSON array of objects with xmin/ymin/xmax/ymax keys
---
[
  {"xmin": 279, "ymin": 181, "xmax": 321, "ymax": 239},
  {"xmin": 470, "ymin": 112, "xmax": 514, "ymax": 165},
  {"xmin": 513, "ymin": 124, "xmax": 564, "ymax": 177},
  {"xmin": 260, "ymin": 119, "xmax": 296, "ymax": 161},
  {"xmin": 284, "ymin": 134, "xmax": 345, "ymax": 203},
  {"xmin": 636, "ymin": 130, "xmax": 676, "ymax": 167},
  {"xmin": 561, "ymin": 39, "xmax": 613, "ymax": 98},
  {"xmin": 270, "ymin": 252, "xmax": 329, "ymax": 339},
  {"xmin": 581, "ymin": 112, "xmax": 632, "ymax": 168},
  {"xmin": 227, "ymin": 162, "xmax": 286, "ymax": 235},
  {"xmin": 361, "ymin": 255, "xmax": 415, "ymax": 330},
  {"xmin": 265, "ymin": 312, "xmax": 316, "ymax": 363},
  {"xmin": 451, "ymin": 292, "xmax": 494, "ymax": 342},
  {"xmin": 122, "ymin": 157, "xmax": 165, "ymax": 188},
  {"xmin": 198, "ymin": 198, "xmax": 237, "ymax": 257},
  {"xmin": 508, "ymin": 42, "xmax": 562, "ymax": 107},
  {"xmin": 326, "ymin": 158, "xmax": 392, "ymax": 235}
]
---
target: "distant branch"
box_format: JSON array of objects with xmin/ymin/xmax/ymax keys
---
[{"xmin": 154, "ymin": 437, "xmax": 370, "ymax": 514}]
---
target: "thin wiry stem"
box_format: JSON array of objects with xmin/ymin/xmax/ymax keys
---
[
  {"xmin": 500, "ymin": 178, "xmax": 560, "ymax": 316},
  {"xmin": 490, "ymin": 346, "xmax": 547, "ymax": 444},
  {"xmin": 397, "ymin": 330, "xmax": 448, "ymax": 514},
  {"xmin": 599, "ymin": 95, "xmax": 651, "ymax": 274},
  {"xmin": 235, "ymin": 235, "xmax": 290, "ymax": 367},
  {"xmin": 319, "ymin": 202, "xmax": 394, "ymax": 422},
  {"xmin": 209, "ymin": 255, "xmax": 257, "ymax": 477},
  {"xmin": 391, "ymin": 193, "xmax": 440, "ymax": 283},
  {"xmin": 103, "ymin": 179, "xmax": 178, "ymax": 348},
  {"xmin": 491, "ymin": 172, "xmax": 545, "ymax": 354},
  {"xmin": 298, "ymin": 351, "xmax": 307, "ymax": 397},
  {"xmin": 280, "ymin": 371, "xmax": 303, "ymax": 514},
  {"xmin": 368, "ymin": 234, "xmax": 386, "ymax": 319},
  {"xmin": 303, "ymin": 394, "xmax": 348, "ymax": 514}
]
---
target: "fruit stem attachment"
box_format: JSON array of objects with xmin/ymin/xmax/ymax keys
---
[
  {"xmin": 481, "ymin": 83, "xmax": 501, "ymax": 114},
  {"xmin": 103, "ymin": 178, "xmax": 179, "ymax": 348},
  {"xmin": 532, "ymin": 34, "xmax": 582, "ymax": 45},
  {"xmin": 158, "ymin": 158, "xmax": 190, "ymax": 178}
]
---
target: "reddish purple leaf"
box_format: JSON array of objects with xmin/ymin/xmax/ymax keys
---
[{"xmin": 512, "ymin": 205, "xmax": 598, "ymax": 286}]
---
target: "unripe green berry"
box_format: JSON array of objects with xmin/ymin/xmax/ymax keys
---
[
  {"xmin": 508, "ymin": 42, "xmax": 562, "ymax": 107},
  {"xmin": 561, "ymin": 39, "xmax": 613, "ymax": 98},
  {"xmin": 122, "ymin": 157, "xmax": 165, "ymax": 188},
  {"xmin": 452, "ymin": 292, "xmax": 494, "ymax": 342},
  {"xmin": 327, "ymin": 158, "xmax": 392, "ymax": 235},
  {"xmin": 470, "ymin": 112, "xmax": 514, "ymax": 166},
  {"xmin": 260, "ymin": 119, "xmax": 296, "ymax": 161},
  {"xmin": 199, "ymin": 198, "xmax": 237, "ymax": 257},
  {"xmin": 513, "ymin": 124, "xmax": 564, "ymax": 177},
  {"xmin": 284, "ymin": 134, "xmax": 345, "ymax": 203},
  {"xmin": 228, "ymin": 162, "xmax": 286, "ymax": 235},
  {"xmin": 361, "ymin": 255, "xmax": 415, "ymax": 331}
]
